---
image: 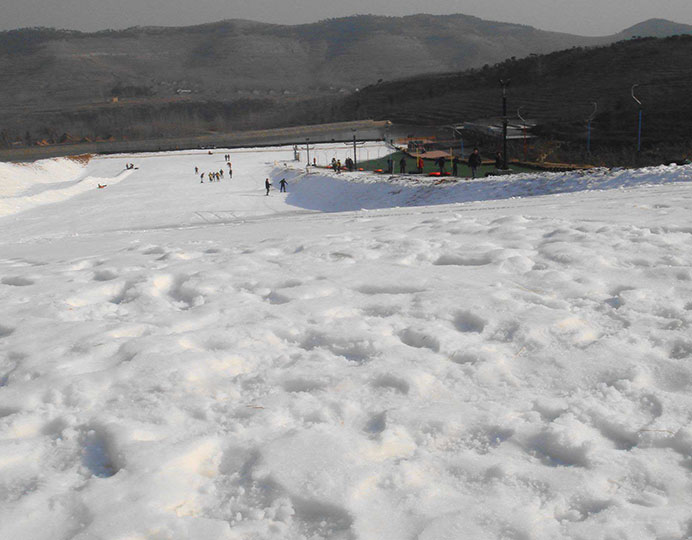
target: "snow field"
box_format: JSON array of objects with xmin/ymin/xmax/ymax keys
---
[{"xmin": 1, "ymin": 146, "xmax": 692, "ymax": 539}]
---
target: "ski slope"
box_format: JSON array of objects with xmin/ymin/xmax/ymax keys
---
[{"xmin": 1, "ymin": 144, "xmax": 692, "ymax": 540}]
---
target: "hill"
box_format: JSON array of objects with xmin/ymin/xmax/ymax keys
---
[
  {"xmin": 0, "ymin": 15, "xmax": 602, "ymax": 109},
  {"xmin": 2, "ymin": 14, "xmax": 689, "ymax": 116},
  {"xmin": 316, "ymin": 35, "xmax": 692, "ymax": 164},
  {"xmin": 1, "ymin": 16, "xmax": 692, "ymax": 163},
  {"xmin": 617, "ymin": 18, "xmax": 692, "ymax": 39}
]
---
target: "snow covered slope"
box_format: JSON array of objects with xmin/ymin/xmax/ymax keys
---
[
  {"xmin": 0, "ymin": 156, "xmax": 135, "ymax": 218},
  {"xmin": 1, "ymin": 145, "xmax": 692, "ymax": 540}
]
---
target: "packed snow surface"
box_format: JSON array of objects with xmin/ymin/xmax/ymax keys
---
[{"xmin": 1, "ymin": 144, "xmax": 692, "ymax": 540}]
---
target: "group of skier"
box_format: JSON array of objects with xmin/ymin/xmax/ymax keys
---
[
  {"xmin": 196, "ymin": 167, "xmax": 225, "ymax": 183},
  {"xmin": 328, "ymin": 157, "xmax": 356, "ymax": 173},
  {"xmin": 191, "ymin": 153, "xmax": 292, "ymax": 196},
  {"xmin": 194, "ymin": 153, "xmax": 233, "ymax": 183},
  {"xmin": 265, "ymin": 178, "xmax": 287, "ymax": 195}
]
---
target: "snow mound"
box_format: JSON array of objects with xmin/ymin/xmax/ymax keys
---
[
  {"xmin": 0, "ymin": 157, "xmax": 132, "ymax": 218},
  {"xmin": 278, "ymin": 163, "xmax": 692, "ymax": 212},
  {"xmin": 0, "ymin": 157, "xmax": 87, "ymax": 197}
]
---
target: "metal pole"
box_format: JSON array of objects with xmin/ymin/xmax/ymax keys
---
[
  {"xmin": 306, "ymin": 138, "xmax": 310, "ymax": 166},
  {"xmin": 500, "ymin": 80, "xmax": 510, "ymax": 169},
  {"xmin": 637, "ymin": 109, "xmax": 643, "ymax": 153},
  {"xmin": 631, "ymin": 85, "xmax": 642, "ymax": 154},
  {"xmin": 353, "ymin": 134, "xmax": 357, "ymax": 169},
  {"xmin": 517, "ymin": 107, "xmax": 528, "ymax": 161},
  {"xmin": 586, "ymin": 102, "xmax": 597, "ymax": 155}
]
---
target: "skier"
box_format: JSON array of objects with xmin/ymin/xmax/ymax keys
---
[
  {"xmin": 468, "ymin": 148, "xmax": 482, "ymax": 178},
  {"xmin": 387, "ymin": 156, "xmax": 394, "ymax": 174},
  {"xmin": 416, "ymin": 155, "xmax": 424, "ymax": 174},
  {"xmin": 399, "ymin": 156, "xmax": 406, "ymax": 174},
  {"xmin": 452, "ymin": 156, "xmax": 460, "ymax": 176},
  {"xmin": 195, "ymin": 166, "xmax": 198, "ymax": 174},
  {"xmin": 200, "ymin": 173, "xmax": 204, "ymax": 183},
  {"xmin": 279, "ymin": 178, "xmax": 287, "ymax": 192},
  {"xmin": 436, "ymin": 156, "xmax": 446, "ymax": 173},
  {"xmin": 495, "ymin": 152, "xmax": 503, "ymax": 169},
  {"xmin": 265, "ymin": 178, "xmax": 271, "ymax": 196}
]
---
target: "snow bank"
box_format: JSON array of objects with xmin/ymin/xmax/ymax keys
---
[
  {"xmin": 0, "ymin": 157, "xmax": 87, "ymax": 197},
  {"xmin": 279, "ymin": 163, "xmax": 692, "ymax": 212},
  {"xmin": 0, "ymin": 157, "xmax": 132, "ymax": 218}
]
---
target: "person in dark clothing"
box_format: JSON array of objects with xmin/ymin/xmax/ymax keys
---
[
  {"xmin": 468, "ymin": 148, "xmax": 482, "ymax": 178},
  {"xmin": 436, "ymin": 156, "xmax": 446, "ymax": 173},
  {"xmin": 265, "ymin": 178, "xmax": 271, "ymax": 195},
  {"xmin": 387, "ymin": 157, "xmax": 394, "ymax": 174},
  {"xmin": 399, "ymin": 157, "xmax": 406, "ymax": 174},
  {"xmin": 452, "ymin": 156, "xmax": 460, "ymax": 176},
  {"xmin": 495, "ymin": 152, "xmax": 503, "ymax": 169},
  {"xmin": 279, "ymin": 178, "xmax": 287, "ymax": 192}
]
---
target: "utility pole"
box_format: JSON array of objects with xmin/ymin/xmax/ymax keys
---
[
  {"xmin": 631, "ymin": 85, "xmax": 643, "ymax": 155},
  {"xmin": 586, "ymin": 102, "xmax": 597, "ymax": 155},
  {"xmin": 305, "ymin": 138, "xmax": 310, "ymax": 167},
  {"xmin": 500, "ymin": 79, "xmax": 510, "ymax": 169},
  {"xmin": 345, "ymin": 128, "xmax": 365, "ymax": 170}
]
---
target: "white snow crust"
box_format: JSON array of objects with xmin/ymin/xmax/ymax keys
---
[{"xmin": 1, "ymin": 144, "xmax": 692, "ymax": 540}]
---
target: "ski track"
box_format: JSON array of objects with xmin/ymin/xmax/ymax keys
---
[{"xmin": 1, "ymin": 145, "xmax": 692, "ymax": 540}]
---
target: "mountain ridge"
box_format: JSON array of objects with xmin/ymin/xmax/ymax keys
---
[
  {"xmin": 2, "ymin": 14, "xmax": 691, "ymax": 161},
  {"xmin": 2, "ymin": 13, "xmax": 690, "ymax": 111},
  {"xmin": 3, "ymin": 15, "xmax": 691, "ymax": 38}
]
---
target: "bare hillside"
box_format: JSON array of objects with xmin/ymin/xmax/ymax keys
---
[{"xmin": 0, "ymin": 14, "xmax": 622, "ymax": 111}]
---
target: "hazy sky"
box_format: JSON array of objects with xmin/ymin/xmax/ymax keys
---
[{"xmin": 2, "ymin": 0, "xmax": 692, "ymax": 35}]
